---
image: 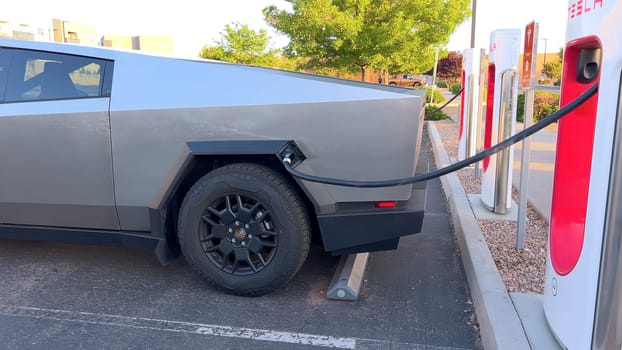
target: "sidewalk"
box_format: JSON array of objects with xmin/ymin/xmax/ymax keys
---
[{"xmin": 427, "ymin": 114, "xmax": 561, "ymax": 349}]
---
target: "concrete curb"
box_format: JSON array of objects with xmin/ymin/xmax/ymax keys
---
[{"xmin": 427, "ymin": 122, "xmax": 530, "ymax": 350}]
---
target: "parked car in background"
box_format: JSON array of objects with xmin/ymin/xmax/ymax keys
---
[
  {"xmin": 388, "ymin": 74, "xmax": 427, "ymax": 87},
  {"xmin": 0, "ymin": 39, "xmax": 428, "ymax": 297}
]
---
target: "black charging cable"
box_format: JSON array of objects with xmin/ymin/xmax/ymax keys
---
[
  {"xmin": 425, "ymin": 87, "xmax": 463, "ymax": 118},
  {"xmin": 283, "ymin": 83, "xmax": 598, "ymax": 188}
]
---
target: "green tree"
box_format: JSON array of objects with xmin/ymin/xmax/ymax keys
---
[
  {"xmin": 543, "ymin": 61, "xmax": 561, "ymax": 81},
  {"xmin": 543, "ymin": 48, "xmax": 563, "ymax": 83},
  {"xmin": 199, "ymin": 22, "xmax": 279, "ymax": 67},
  {"xmin": 273, "ymin": 55, "xmax": 304, "ymax": 71},
  {"xmin": 263, "ymin": 0, "xmax": 470, "ymax": 81}
]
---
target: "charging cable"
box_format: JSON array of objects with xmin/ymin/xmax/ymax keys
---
[
  {"xmin": 283, "ymin": 83, "xmax": 598, "ymax": 188},
  {"xmin": 425, "ymin": 88, "xmax": 463, "ymax": 118}
]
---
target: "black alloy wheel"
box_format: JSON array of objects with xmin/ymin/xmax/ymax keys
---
[
  {"xmin": 200, "ymin": 193, "xmax": 277, "ymax": 275},
  {"xmin": 178, "ymin": 163, "xmax": 311, "ymax": 296}
]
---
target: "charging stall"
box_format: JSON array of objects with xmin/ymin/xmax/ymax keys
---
[
  {"xmin": 543, "ymin": 1, "xmax": 622, "ymax": 349},
  {"xmin": 480, "ymin": 29, "xmax": 520, "ymax": 213},
  {"xmin": 458, "ymin": 48, "xmax": 480, "ymax": 161}
]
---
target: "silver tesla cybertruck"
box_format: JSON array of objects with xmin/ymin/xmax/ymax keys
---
[{"xmin": 0, "ymin": 39, "xmax": 426, "ymax": 296}]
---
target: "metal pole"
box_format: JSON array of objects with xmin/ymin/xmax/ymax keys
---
[
  {"xmin": 516, "ymin": 89, "xmax": 534, "ymax": 248},
  {"xmin": 542, "ymin": 38, "xmax": 548, "ymax": 66},
  {"xmin": 542, "ymin": 37, "xmax": 548, "ymax": 78},
  {"xmin": 494, "ymin": 69, "xmax": 516, "ymax": 214},
  {"xmin": 470, "ymin": 0, "xmax": 477, "ymax": 48},
  {"xmin": 470, "ymin": 0, "xmax": 479, "ymax": 179},
  {"xmin": 431, "ymin": 47, "xmax": 439, "ymax": 104},
  {"xmin": 517, "ymin": 24, "xmax": 539, "ymax": 250}
]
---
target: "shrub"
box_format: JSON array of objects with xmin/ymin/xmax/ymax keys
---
[
  {"xmin": 533, "ymin": 92, "xmax": 560, "ymax": 122},
  {"xmin": 516, "ymin": 92, "xmax": 525, "ymax": 122},
  {"xmin": 514, "ymin": 91, "xmax": 559, "ymax": 123},
  {"xmin": 415, "ymin": 86, "xmax": 446, "ymax": 103},
  {"xmin": 436, "ymin": 80, "xmax": 448, "ymax": 88},
  {"xmin": 449, "ymin": 83, "xmax": 462, "ymax": 95},
  {"xmin": 424, "ymin": 105, "xmax": 450, "ymax": 120}
]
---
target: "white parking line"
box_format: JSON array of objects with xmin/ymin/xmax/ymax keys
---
[
  {"xmin": 0, "ymin": 304, "xmax": 354, "ymax": 348},
  {"xmin": 0, "ymin": 304, "xmax": 473, "ymax": 350}
]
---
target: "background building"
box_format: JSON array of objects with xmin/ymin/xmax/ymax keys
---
[
  {"xmin": 52, "ymin": 19, "xmax": 98, "ymax": 45},
  {"xmin": 101, "ymin": 34, "xmax": 174, "ymax": 53},
  {"xmin": 0, "ymin": 19, "xmax": 49, "ymax": 41},
  {"xmin": 134, "ymin": 35, "xmax": 174, "ymax": 53},
  {"xmin": 101, "ymin": 34, "xmax": 133, "ymax": 49}
]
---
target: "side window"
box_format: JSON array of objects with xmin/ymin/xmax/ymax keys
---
[
  {"xmin": 5, "ymin": 49, "xmax": 109, "ymax": 102},
  {"xmin": 0, "ymin": 49, "xmax": 11, "ymax": 102}
]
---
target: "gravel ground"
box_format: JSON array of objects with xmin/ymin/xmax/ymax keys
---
[{"xmin": 433, "ymin": 119, "xmax": 547, "ymax": 294}]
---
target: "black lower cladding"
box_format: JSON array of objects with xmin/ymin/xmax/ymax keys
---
[
  {"xmin": 0, "ymin": 225, "xmax": 161, "ymax": 251},
  {"xmin": 317, "ymin": 188, "xmax": 426, "ymax": 255}
]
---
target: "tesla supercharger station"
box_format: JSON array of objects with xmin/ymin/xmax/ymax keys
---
[
  {"xmin": 480, "ymin": 29, "xmax": 520, "ymax": 213},
  {"xmin": 458, "ymin": 48, "xmax": 479, "ymax": 161},
  {"xmin": 544, "ymin": 1, "xmax": 622, "ymax": 349}
]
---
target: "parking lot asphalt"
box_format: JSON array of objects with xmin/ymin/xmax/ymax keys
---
[{"xmin": 0, "ymin": 126, "xmax": 480, "ymax": 350}]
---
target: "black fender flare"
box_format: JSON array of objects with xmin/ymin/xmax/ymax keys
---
[
  {"xmin": 148, "ymin": 140, "xmax": 310, "ymax": 263},
  {"xmin": 154, "ymin": 139, "xmax": 305, "ymax": 210}
]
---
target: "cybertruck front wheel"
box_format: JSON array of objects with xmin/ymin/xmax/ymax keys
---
[{"xmin": 178, "ymin": 163, "xmax": 311, "ymax": 296}]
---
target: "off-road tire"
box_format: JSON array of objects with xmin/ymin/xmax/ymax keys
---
[{"xmin": 178, "ymin": 163, "xmax": 311, "ymax": 296}]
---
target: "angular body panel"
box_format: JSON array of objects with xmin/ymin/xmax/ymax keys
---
[
  {"xmin": 0, "ymin": 98, "xmax": 118, "ymax": 229},
  {"xmin": 110, "ymin": 99, "xmax": 422, "ymax": 220},
  {"xmin": 0, "ymin": 38, "xmax": 426, "ymax": 260}
]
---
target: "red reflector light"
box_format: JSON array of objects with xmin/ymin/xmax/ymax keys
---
[{"xmin": 375, "ymin": 201, "xmax": 396, "ymax": 208}]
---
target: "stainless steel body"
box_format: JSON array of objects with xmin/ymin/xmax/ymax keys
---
[
  {"xmin": 0, "ymin": 39, "xmax": 426, "ymax": 259},
  {"xmin": 112, "ymin": 99, "xmax": 422, "ymax": 230},
  {"xmin": 0, "ymin": 98, "xmax": 118, "ymax": 229},
  {"xmin": 107, "ymin": 52, "xmax": 425, "ymax": 231}
]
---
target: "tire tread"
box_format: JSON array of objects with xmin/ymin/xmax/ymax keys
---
[{"xmin": 178, "ymin": 163, "xmax": 311, "ymax": 296}]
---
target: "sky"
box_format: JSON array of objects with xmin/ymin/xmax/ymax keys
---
[{"xmin": 4, "ymin": 0, "xmax": 568, "ymax": 59}]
